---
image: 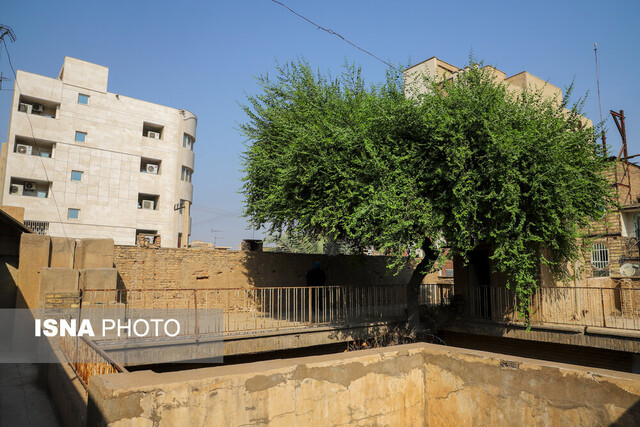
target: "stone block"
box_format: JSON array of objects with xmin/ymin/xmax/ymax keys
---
[
  {"xmin": 79, "ymin": 268, "xmax": 118, "ymax": 305},
  {"xmin": 78, "ymin": 268, "xmax": 117, "ymax": 291},
  {"xmin": 49, "ymin": 237, "xmax": 75, "ymax": 268},
  {"xmin": 39, "ymin": 268, "xmax": 79, "ymax": 303},
  {"xmin": 74, "ymin": 238, "xmax": 114, "ymax": 269},
  {"xmin": 16, "ymin": 233, "xmax": 51, "ymax": 309}
]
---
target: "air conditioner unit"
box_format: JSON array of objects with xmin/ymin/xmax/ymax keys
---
[
  {"xmin": 9, "ymin": 184, "xmax": 23, "ymax": 195},
  {"xmin": 147, "ymin": 131, "xmax": 160, "ymax": 139},
  {"xmin": 142, "ymin": 199, "xmax": 155, "ymax": 210},
  {"xmin": 16, "ymin": 144, "xmax": 32, "ymax": 155},
  {"xmin": 146, "ymin": 164, "xmax": 159, "ymax": 174},
  {"xmin": 144, "ymin": 235, "xmax": 155, "ymax": 244},
  {"xmin": 18, "ymin": 103, "xmax": 32, "ymax": 114},
  {"xmin": 31, "ymin": 104, "xmax": 44, "ymax": 113},
  {"xmin": 24, "ymin": 181, "xmax": 36, "ymax": 191}
]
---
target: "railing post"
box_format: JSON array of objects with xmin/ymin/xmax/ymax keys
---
[
  {"xmin": 308, "ymin": 287, "xmax": 312, "ymax": 324},
  {"xmin": 193, "ymin": 289, "xmax": 199, "ymax": 342},
  {"xmin": 600, "ymin": 288, "xmax": 607, "ymax": 328}
]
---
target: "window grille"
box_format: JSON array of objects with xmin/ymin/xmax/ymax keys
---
[
  {"xmin": 24, "ymin": 220, "xmax": 49, "ymax": 235},
  {"xmin": 591, "ymin": 243, "xmax": 610, "ymax": 277}
]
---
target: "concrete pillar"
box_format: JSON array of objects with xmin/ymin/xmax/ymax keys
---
[
  {"xmin": 181, "ymin": 201, "xmax": 191, "ymax": 248},
  {"xmin": 16, "ymin": 234, "xmax": 51, "ymax": 309}
]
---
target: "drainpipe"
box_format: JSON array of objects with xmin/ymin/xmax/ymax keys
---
[{"xmin": 181, "ymin": 201, "xmax": 191, "ymax": 248}]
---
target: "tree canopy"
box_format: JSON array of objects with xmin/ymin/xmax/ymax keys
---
[{"xmin": 240, "ymin": 59, "xmax": 613, "ymax": 326}]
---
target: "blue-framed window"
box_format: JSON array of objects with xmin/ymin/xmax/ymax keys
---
[
  {"xmin": 78, "ymin": 94, "xmax": 89, "ymax": 105},
  {"xmin": 67, "ymin": 208, "xmax": 80, "ymax": 219},
  {"xmin": 71, "ymin": 170, "xmax": 83, "ymax": 182},
  {"xmin": 75, "ymin": 131, "xmax": 86, "ymax": 142}
]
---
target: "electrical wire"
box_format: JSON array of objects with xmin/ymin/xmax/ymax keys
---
[{"xmin": 270, "ymin": 0, "xmax": 396, "ymax": 70}]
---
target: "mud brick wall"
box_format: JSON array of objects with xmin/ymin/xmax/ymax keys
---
[
  {"xmin": 113, "ymin": 246, "xmax": 437, "ymax": 290},
  {"xmin": 619, "ymin": 279, "xmax": 640, "ymax": 317}
]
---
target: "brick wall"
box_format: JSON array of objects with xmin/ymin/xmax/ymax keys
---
[{"xmin": 113, "ymin": 246, "xmax": 437, "ymax": 290}]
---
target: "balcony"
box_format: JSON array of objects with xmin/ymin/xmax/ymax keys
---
[
  {"xmin": 18, "ymin": 95, "xmax": 59, "ymax": 119},
  {"xmin": 13, "ymin": 136, "xmax": 55, "ymax": 158}
]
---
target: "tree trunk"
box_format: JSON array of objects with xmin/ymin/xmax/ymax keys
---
[{"xmin": 406, "ymin": 241, "xmax": 439, "ymax": 330}]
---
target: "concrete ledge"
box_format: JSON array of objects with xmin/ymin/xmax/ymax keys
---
[{"xmin": 444, "ymin": 320, "xmax": 640, "ymax": 353}]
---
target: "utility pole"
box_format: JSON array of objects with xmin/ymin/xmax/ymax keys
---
[{"xmin": 594, "ymin": 42, "xmax": 606, "ymax": 154}]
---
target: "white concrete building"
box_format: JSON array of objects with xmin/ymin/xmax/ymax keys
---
[{"xmin": 0, "ymin": 57, "xmax": 196, "ymax": 247}]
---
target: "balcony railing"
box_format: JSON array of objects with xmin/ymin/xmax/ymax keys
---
[
  {"xmin": 466, "ymin": 285, "xmax": 640, "ymax": 330},
  {"xmin": 59, "ymin": 334, "xmax": 127, "ymax": 390},
  {"xmin": 81, "ymin": 285, "xmax": 408, "ymax": 335}
]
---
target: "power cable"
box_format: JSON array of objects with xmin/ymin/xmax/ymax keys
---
[{"xmin": 270, "ymin": 0, "xmax": 396, "ymax": 70}]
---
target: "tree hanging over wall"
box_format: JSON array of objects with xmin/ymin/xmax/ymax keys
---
[{"xmin": 240, "ymin": 59, "xmax": 613, "ymax": 327}]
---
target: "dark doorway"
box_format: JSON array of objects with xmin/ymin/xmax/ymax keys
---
[{"xmin": 468, "ymin": 250, "xmax": 491, "ymax": 318}]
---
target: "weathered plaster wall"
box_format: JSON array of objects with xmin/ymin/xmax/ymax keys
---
[
  {"xmin": 113, "ymin": 246, "xmax": 436, "ymax": 289},
  {"xmin": 88, "ymin": 343, "xmax": 640, "ymax": 426}
]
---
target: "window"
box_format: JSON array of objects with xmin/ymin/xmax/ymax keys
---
[
  {"xmin": 24, "ymin": 220, "xmax": 49, "ymax": 235},
  {"xmin": 183, "ymin": 133, "xmax": 195, "ymax": 151},
  {"xmin": 78, "ymin": 94, "xmax": 89, "ymax": 105},
  {"xmin": 181, "ymin": 166, "xmax": 193, "ymax": 183},
  {"xmin": 70, "ymin": 170, "xmax": 83, "ymax": 181},
  {"xmin": 75, "ymin": 131, "xmax": 86, "ymax": 142},
  {"xmin": 68, "ymin": 208, "xmax": 80, "ymax": 219},
  {"xmin": 591, "ymin": 243, "xmax": 610, "ymax": 277}
]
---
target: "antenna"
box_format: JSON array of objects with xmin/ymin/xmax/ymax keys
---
[
  {"xmin": 0, "ymin": 72, "xmax": 11, "ymax": 90},
  {"xmin": 0, "ymin": 24, "xmax": 16, "ymax": 43},
  {"xmin": 210, "ymin": 229, "xmax": 224, "ymax": 248},
  {"xmin": 594, "ymin": 42, "xmax": 606, "ymax": 154}
]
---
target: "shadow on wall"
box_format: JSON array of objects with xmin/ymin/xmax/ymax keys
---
[
  {"xmin": 240, "ymin": 250, "xmax": 407, "ymax": 288},
  {"xmin": 617, "ymin": 399, "xmax": 640, "ymax": 425},
  {"xmin": 0, "ymin": 257, "xmax": 18, "ymax": 308}
]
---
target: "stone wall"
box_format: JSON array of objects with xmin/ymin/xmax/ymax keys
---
[
  {"xmin": 88, "ymin": 343, "xmax": 640, "ymax": 426},
  {"xmin": 113, "ymin": 246, "xmax": 436, "ymax": 290},
  {"xmin": 15, "ymin": 234, "xmax": 117, "ymax": 309}
]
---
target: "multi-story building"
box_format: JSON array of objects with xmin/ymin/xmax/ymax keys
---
[{"xmin": 0, "ymin": 57, "xmax": 196, "ymax": 247}]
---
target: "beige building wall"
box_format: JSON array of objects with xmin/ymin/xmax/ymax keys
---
[
  {"xmin": 403, "ymin": 57, "xmax": 592, "ymax": 127},
  {"xmin": 1, "ymin": 57, "xmax": 197, "ymax": 247}
]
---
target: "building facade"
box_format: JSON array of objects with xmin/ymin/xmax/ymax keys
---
[{"xmin": 0, "ymin": 57, "xmax": 196, "ymax": 247}]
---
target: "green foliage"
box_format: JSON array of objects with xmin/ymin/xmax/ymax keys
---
[
  {"xmin": 240, "ymin": 58, "xmax": 613, "ymax": 321},
  {"xmin": 263, "ymin": 231, "xmax": 360, "ymax": 255}
]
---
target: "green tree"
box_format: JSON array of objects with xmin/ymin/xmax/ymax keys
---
[{"xmin": 240, "ymin": 59, "xmax": 613, "ymax": 328}]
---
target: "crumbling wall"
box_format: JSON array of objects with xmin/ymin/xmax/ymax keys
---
[
  {"xmin": 113, "ymin": 246, "xmax": 437, "ymax": 290},
  {"xmin": 88, "ymin": 343, "xmax": 640, "ymax": 426}
]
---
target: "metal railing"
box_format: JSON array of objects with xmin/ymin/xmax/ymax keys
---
[
  {"xmin": 466, "ymin": 285, "xmax": 640, "ymax": 330},
  {"xmin": 81, "ymin": 285, "xmax": 408, "ymax": 335},
  {"xmin": 420, "ymin": 283, "xmax": 454, "ymax": 306},
  {"xmin": 59, "ymin": 334, "xmax": 127, "ymax": 389}
]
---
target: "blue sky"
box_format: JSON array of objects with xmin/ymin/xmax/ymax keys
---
[{"xmin": 1, "ymin": 1, "xmax": 638, "ymax": 248}]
